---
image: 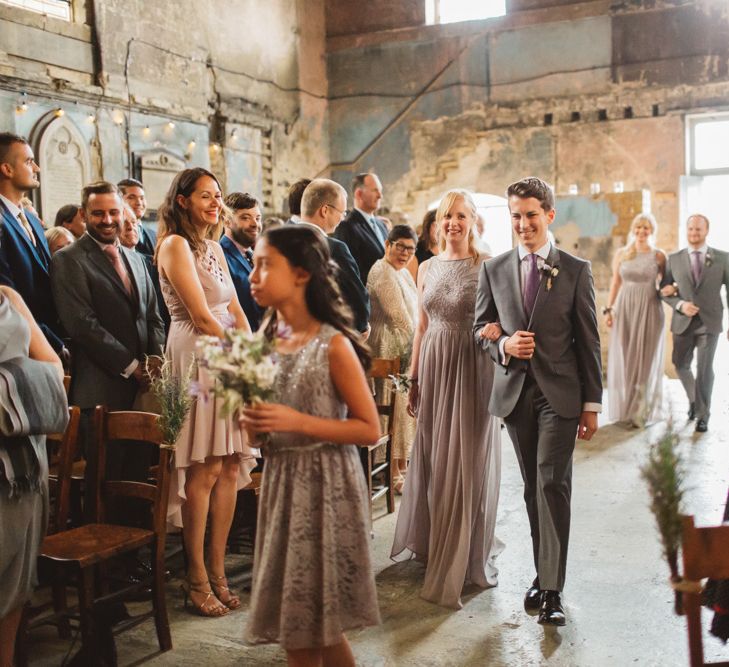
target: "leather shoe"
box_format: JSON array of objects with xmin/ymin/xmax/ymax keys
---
[
  {"xmin": 524, "ymin": 578, "xmax": 543, "ymax": 612},
  {"xmin": 688, "ymin": 402, "xmax": 696, "ymax": 420},
  {"xmin": 538, "ymin": 590, "xmax": 566, "ymax": 626},
  {"xmin": 695, "ymin": 419, "xmax": 708, "ymax": 433}
]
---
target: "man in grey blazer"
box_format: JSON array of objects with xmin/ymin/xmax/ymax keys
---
[
  {"xmin": 52, "ymin": 181, "xmax": 165, "ymax": 486},
  {"xmin": 474, "ymin": 177, "xmax": 602, "ymax": 626},
  {"xmin": 661, "ymin": 214, "xmax": 729, "ymax": 433}
]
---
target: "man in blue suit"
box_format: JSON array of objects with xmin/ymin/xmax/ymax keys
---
[
  {"xmin": 0, "ymin": 132, "xmax": 65, "ymax": 353},
  {"xmin": 221, "ymin": 192, "xmax": 264, "ymax": 331}
]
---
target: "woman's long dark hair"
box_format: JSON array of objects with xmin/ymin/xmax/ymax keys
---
[{"xmin": 261, "ymin": 226, "xmax": 371, "ymax": 370}]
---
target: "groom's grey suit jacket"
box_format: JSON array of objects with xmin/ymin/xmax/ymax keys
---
[
  {"xmin": 473, "ymin": 245, "xmax": 602, "ymax": 419},
  {"xmin": 661, "ymin": 247, "xmax": 729, "ymax": 335}
]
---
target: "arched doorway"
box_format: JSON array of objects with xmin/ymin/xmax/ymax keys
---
[{"xmin": 32, "ymin": 113, "xmax": 91, "ymax": 225}]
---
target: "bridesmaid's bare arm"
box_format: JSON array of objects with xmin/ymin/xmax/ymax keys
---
[
  {"xmin": 240, "ymin": 334, "xmax": 380, "ymax": 445},
  {"xmin": 604, "ymin": 248, "xmax": 624, "ymax": 327},
  {"xmin": 1, "ymin": 286, "xmax": 63, "ymax": 377},
  {"xmin": 157, "ymin": 235, "xmax": 225, "ymax": 337}
]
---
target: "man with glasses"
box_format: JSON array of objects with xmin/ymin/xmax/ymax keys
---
[
  {"xmin": 299, "ymin": 178, "xmax": 370, "ymax": 335},
  {"xmin": 334, "ymin": 172, "xmax": 389, "ymax": 284}
]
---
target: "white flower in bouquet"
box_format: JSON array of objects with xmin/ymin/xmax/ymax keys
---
[{"xmin": 195, "ymin": 329, "xmax": 279, "ymax": 418}]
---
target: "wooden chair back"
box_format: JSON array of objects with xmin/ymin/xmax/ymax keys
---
[
  {"xmin": 361, "ymin": 357, "xmax": 400, "ymax": 518},
  {"xmin": 91, "ymin": 407, "xmax": 171, "ymax": 538},
  {"xmin": 46, "ymin": 406, "xmax": 81, "ymax": 534},
  {"xmin": 368, "ymin": 357, "xmax": 401, "ymax": 422},
  {"xmin": 681, "ymin": 515, "xmax": 729, "ymax": 667}
]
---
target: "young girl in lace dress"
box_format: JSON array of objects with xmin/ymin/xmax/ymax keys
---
[{"xmin": 241, "ymin": 226, "xmax": 381, "ymax": 667}]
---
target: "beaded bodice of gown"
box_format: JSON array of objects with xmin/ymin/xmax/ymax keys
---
[
  {"xmin": 160, "ymin": 239, "xmax": 233, "ymax": 324},
  {"xmin": 422, "ymin": 256, "xmax": 481, "ymax": 328},
  {"xmin": 269, "ymin": 324, "xmax": 345, "ymax": 452},
  {"xmin": 618, "ymin": 250, "xmax": 659, "ymax": 286}
]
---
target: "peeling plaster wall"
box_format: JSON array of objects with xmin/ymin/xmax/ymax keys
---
[
  {"xmin": 0, "ymin": 0, "xmax": 329, "ymax": 214},
  {"xmin": 327, "ymin": 0, "xmax": 729, "ymax": 245}
]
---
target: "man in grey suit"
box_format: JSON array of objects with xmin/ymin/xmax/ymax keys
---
[
  {"xmin": 661, "ymin": 214, "xmax": 729, "ymax": 433},
  {"xmin": 52, "ymin": 181, "xmax": 165, "ymax": 487},
  {"xmin": 473, "ymin": 177, "xmax": 602, "ymax": 626}
]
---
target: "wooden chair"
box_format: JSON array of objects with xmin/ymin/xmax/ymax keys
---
[
  {"xmin": 681, "ymin": 515, "xmax": 729, "ymax": 667},
  {"xmin": 37, "ymin": 407, "xmax": 173, "ymax": 663},
  {"xmin": 361, "ymin": 357, "xmax": 399, "ymax": 518},
  {"xmin": 46, "ymin": 405, "xmax": 81, "ymax": 535}
]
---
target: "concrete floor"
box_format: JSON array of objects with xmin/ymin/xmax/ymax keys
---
[{"xmin": 29, "ymin": 363, "xmax": 729, "ymax": 666}]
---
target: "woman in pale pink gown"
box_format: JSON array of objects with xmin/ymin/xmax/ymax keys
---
[{"xmin": 157, "ymin": 168, "xmax": 256, "ymax": 616}]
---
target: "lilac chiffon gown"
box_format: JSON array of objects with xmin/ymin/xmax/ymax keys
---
[{"xmin": 391, "ymin": 255, "xmax": 503, "ymax": 609}]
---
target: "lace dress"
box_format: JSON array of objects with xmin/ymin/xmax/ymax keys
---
[
  {"xmin": 366, "ymin": 258, "xmax": 418, "ymax": 460},
  {"xmin": 608, "ymin": 250, "xmax": 665, "ymax": 424},
  {"xmin": 391, "ymin": 255, "xmax": 503, "ymax": 609},
  {"xmin": 246, "ymin": 324, "xmax": 380, "ymax": 650},
  {"xmin": 160, "ymin": 239, "xmax": 257, "ymax": 529}
]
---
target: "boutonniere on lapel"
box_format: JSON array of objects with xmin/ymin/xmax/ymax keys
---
[
  {"xmin": 705, "ymin": 251, "xmax": 713, "ymax": 268},
  {"xmin": 541, "ymin": 263, "xmax": 560, "ymax": 291}
]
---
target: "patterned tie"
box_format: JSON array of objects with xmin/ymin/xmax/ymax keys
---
[
  {"xmin": 244, "ymin": 248, "xmax": 254, "ymax": 265},
  {"xmin": 691, "ymin": 250, "xmax": 703, "ymax": 285},
  {"xmin": 523, "ymin": 253, "xmax": 540, "ymax": 317},
  {"xmin": 17, "ymin": 210, "xmax": 36, "ymax": 247},
  {"xmin": 102, "ymin": 244, "xmax": 133, "ymax": 296}
]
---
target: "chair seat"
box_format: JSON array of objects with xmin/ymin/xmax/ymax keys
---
[
  {"xmin": 49, "ymin": 459, "xmax": 85, "ymax": 480},
  {"xmin": 40, "ymin": 524, "xmax": 154, "ymax": 568}
]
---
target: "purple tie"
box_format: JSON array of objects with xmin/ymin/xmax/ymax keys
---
[
  {"xmin": 523, "ymin": 253, "xmax": 540, "ymax": 316},
  {"xmin": 691, "ymin": 250, "xmax": 703, "ymax": 284}
]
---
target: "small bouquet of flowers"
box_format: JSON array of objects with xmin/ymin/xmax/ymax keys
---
[
  {"xmin": 195, "ymin": 329, "xmax": 278, "ymax": 419},
  {"xmin": 144, "ymin": 355, "xmax": 194, "ymax": 449}
]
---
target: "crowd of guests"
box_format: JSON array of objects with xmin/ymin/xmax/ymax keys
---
[{"xmin": 1, "ymin": 127, "xmax": 728, "ymax": 667}]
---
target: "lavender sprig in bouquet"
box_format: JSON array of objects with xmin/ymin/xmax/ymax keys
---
[{"xmin": 195, "ymin": 329, "xmax": 279, "ymax": 419}]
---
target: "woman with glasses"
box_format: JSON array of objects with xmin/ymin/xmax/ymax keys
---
[{"xmin": 366, "ymin": 225, "xmax": 419, "ymax": 492}]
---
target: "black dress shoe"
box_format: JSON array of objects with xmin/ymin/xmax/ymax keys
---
[
  {"xmin": 688, "ymin": 403, "xmax": 696, "ymax": 420},
  {"xmin": 538, "ymin": 590, "xmax": 566, "ymax": 626},
  {"xmin": 695, "ymin": 419, "xmax": 708, "ymax": 433},
  {"xmin": 524, "ymin": 578, "xmax": 543, "ymax": 612}
]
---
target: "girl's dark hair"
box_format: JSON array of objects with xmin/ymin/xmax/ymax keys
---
[
  {"xmin": 156, "ymin": 168, "xmax": 223, "ymax": 261},
  {"xmin": 387, "ymin": 224, "xmax": 417, "ymax": 244},
  {"xmin": 261, "ymin": 226, "xmax": 371, "ymax": 369},
  {"xmin": 417, "ymin": 208, "xmax": 437, "ymax": 252}
]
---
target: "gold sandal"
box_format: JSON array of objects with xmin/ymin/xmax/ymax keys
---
[
  {"xmin": 181, "ymin": 578, "xmax": 229, "ymax": 617},
  {"xmin": 208, "ymin": 573, "xmax": 241, "ymax": 610}
]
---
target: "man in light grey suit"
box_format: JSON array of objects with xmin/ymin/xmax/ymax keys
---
[
  {"xmin": 474, "ymin": 177, "xmax": 602, "ymax": 626},
  {"xmin": 52, "ymin": 181, "xmax": 165, "ymax": 489},
  {"xmin": 661, "ymin": 214, "xmax": 729, "ymax": 433}
]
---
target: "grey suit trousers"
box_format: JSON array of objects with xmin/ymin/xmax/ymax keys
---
[
  {"xmin": 504, "ymin": 376, "xmax": 578, "ymax": 592},
  {"xmin": 672, "ymin": 317, "xmax": 719, "ymax": 422}
]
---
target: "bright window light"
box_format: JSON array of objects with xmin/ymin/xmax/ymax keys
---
[
  {"xmin": 694, "ymin": 120, "xmax": 729, "ymax": 172},
  {"xmin": 426, "ymin": 0, "xmax": 506, "ymax": 25},
  {"xmin": 0, "ymin": 0, "xmax": 71, "ymax": 20}
]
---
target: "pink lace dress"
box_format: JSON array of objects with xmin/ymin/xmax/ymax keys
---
[{"xmin": 160, "ymin": 239, "xmax": 257, "ymax": 528}]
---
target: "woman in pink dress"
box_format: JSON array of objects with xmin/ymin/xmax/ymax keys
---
[{"xmin": 156, "ymin": 168, "xmax": 257, "ymax": 616}]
